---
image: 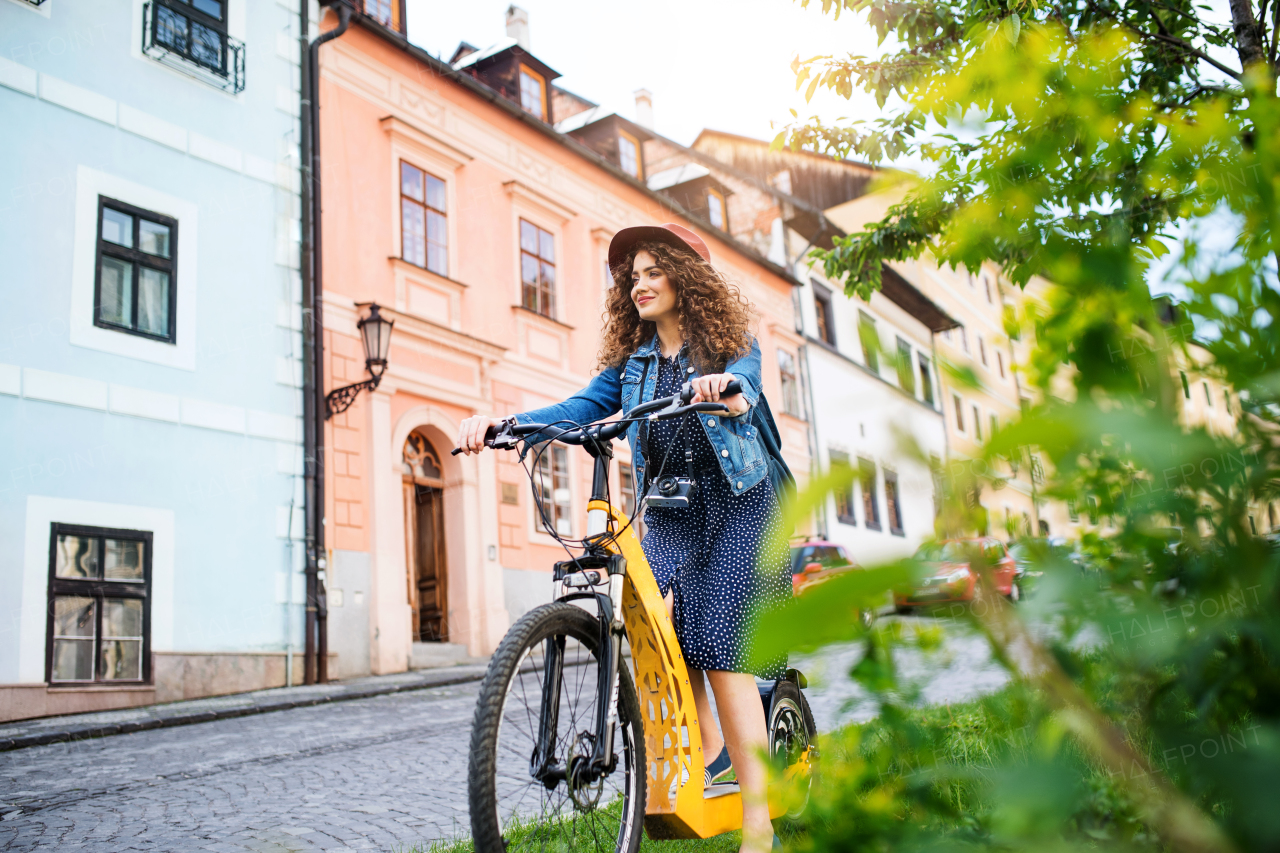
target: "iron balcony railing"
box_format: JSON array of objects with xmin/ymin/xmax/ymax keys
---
[{"xmin": 142, "ymin": 0, "xmax": 245, "ymax": 94}]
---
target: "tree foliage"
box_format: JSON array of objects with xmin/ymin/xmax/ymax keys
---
[{"xmin": 759, "ymin": 2, "xmax": 1280, "ymax": 853}]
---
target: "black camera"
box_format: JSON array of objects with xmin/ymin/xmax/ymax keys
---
[{"xmin": 645, "ymin": 475, "xmax": 698, "ymax": 508}]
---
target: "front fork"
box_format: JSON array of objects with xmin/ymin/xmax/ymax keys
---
[{"xmin": 532, "ymin": 548, "xmax": 627, "ymax": 788}]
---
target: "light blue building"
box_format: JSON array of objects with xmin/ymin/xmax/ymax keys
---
[{"xmin": 0, "ymin": 0, "xmax": 309, "ymax": 721}]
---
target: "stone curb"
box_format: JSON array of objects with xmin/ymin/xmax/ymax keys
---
[{"xmin": 0, "ymin": 666, "xmax": 489, "ymax": 753}]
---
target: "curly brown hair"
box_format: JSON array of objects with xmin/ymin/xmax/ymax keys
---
[{"xmin": 599, "ymin": 241, "xmax": 754, "ymax": 374}]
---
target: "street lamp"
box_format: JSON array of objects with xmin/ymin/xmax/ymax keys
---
[{"xmin": 325, "ymin": 303, "xmax": 394, "ymax": 418}]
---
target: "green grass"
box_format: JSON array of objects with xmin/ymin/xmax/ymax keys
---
[{"xmin": 402, "ymin": 798, "xmax": 746, "ymax": 853}]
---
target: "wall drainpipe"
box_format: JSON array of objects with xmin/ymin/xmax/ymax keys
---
[{"xmin": 301, "ymin": 0, "xmax": 352, "ymax": 685}]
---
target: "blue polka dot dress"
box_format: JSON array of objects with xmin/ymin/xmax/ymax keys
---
[{"xmin": 640, "ymin": 352, "xmax": 791, "ymax": 679}]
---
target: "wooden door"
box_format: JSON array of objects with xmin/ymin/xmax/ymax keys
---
[{"xmin": 402, "ymin": 433, "xmax": 447, "ymax": 642}]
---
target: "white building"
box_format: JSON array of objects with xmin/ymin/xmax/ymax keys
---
[{"xmin": 794, "ymin": 264, "xmax": 955, "ymax": 564}]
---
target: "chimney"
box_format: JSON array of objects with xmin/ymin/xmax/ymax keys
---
[
  {"xmin": 506, "ymin": 5, "xmax": 530, "ymax": 51},
  {"xmin": 634, "ymin": 89, "xmax": 654, "ymax": 130}
]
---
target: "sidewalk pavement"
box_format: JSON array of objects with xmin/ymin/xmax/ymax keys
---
[{"xmin": 0, "ymin": 662, "xmax": 491, "ymax": 753}]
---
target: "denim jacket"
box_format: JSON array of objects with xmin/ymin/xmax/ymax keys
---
[{"xmin": 514, "ymin": 335, "xmax": 770, "ymax": 497}]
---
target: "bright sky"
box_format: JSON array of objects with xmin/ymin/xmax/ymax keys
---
[{"xmin": 403, "ymin": 0, "xmax": 886, "ymax": 148}]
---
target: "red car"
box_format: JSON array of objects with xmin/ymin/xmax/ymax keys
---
[
  {"xmin": 898, "ymin": 537, "xmax": 1021, "ymax": 608},
  {"xmin": 789, "ymin": 540, "xmax": 857, "ymax": 595}
]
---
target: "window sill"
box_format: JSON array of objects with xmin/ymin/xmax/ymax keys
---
[
  {"xmin": 865, "ymin": 522, "xmax": 882, "ymax": 532},
  {"xmin": 388, "ymin": 256, "xmax": 470, "ymax": 288},
  {"xmin": 511, "ymin": 304, "xmax": 575, "ymax": 331},
  {"xmin": 46, "ymin": 683, "xmax": 154, "ymax": 692},
  {"xmin": 836, "ymin": 515, "xmax": 857, "ymax": 527},
  {"xmin": 889, "ymin": 527, "xmax": 905, "ymax": 537}
]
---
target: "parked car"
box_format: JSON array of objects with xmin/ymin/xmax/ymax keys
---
[
  {"xmin": 899, "ymin": 537, "xmax": 1021, "ymax": 609},
  {"xmin": 788, "ymin": 539, "xmax": 881, "ymax": 626},
  {"xmin": 789, "ymin": 540, "xmax": 858, "ymax": 595}
]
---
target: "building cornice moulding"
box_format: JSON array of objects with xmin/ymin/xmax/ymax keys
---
[{"xmin": 503, "ymin": 179, "xmax": 577, "ymax": 225}]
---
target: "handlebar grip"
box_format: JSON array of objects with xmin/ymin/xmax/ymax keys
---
[
  {"xmin": 450, "ymin": 423, "xmax": 501, "ymax": 455},
  {"xmin": 680, "ymin": 378, "xmax": 744, "ymax": 404}
]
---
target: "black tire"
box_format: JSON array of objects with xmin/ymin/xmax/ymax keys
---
[
  {"xmin": 768, "ymin": 680, "xmax": 817, "ymax": 824},
  {"xmin": 468, "ymin": 602, "xmax": 646, "ymax": 853}
]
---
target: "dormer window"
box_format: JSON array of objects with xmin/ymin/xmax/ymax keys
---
[
  {"xmin": 706, "ymin": 189, "xmax": 726, "ymax": 229},
  {"xmin": 519, "ymin": 64, "xmax": 547, "ymax": 120},
  {"xmin": 360, "ymin": 0, "xmax": 404, "ymax": 32},
  {"xmin": 617, "ymin": 130, "xmax": 642, "ymax": 179}
]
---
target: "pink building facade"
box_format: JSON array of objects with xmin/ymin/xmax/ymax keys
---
[{"xmin": 314, "ymin": 11, "xmax": 810, "ymax": 677}]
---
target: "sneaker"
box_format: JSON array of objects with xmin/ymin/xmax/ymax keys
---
[{"xmin": 704, "ymin": 746, "xmax": 735, "ymax": 786}]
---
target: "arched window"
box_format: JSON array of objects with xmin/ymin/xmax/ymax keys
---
[{"xmin": 402, "ymin": 432, "xmax": 443, "ymax": 484}]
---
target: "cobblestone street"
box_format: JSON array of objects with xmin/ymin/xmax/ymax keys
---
[{"xmin": 0, "ymin": 616, "xmax": 1006, "ymax": 852}]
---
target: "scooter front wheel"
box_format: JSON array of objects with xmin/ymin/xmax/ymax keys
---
[{"xmin": 468, "ymin": 602, "xmax": 646, "ymax": 853}]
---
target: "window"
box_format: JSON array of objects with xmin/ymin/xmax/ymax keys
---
[
  {"xmin": 1068, "ymin": 499, "xmax": 1079, "ymax": 522},
  {"xmin": 884, "ymin": 470, "xmax": 904, "ymax": 535},
  {"xmin": 400, "ymin": 162, "xmax": 448, "ymax": 276},
  {"xmin": 95, "ymin": 197, "xmax": 177, "ymax": 342},
  {"xmin": 973, "ymin": 405, "xmax": 983, "ymax": 441},
  {"xmin": 978, "ymin": 335, "xmax": 988, "ymax": 366},
  {"xmin": 919, "ymin": 353, "xmax": 934, "ymax": 405},
  {"xmin": 953, "ymin": 394, "xmax": 965, "ymax": 432},
  {"xmin": 1203, "ymin": 381, "xmax": 1212, "ymax": 407},
  {"xmin": 519, "ymin": 64, "xmax": 547, "ymax": 120},
  {"xmin": 778, "ymin": 349, "xmax": 803, "ymax": 418},
  {"xmin": 984, "ymin": 276, "xmax": 993, "ymax": 303},
  {"xmin": 363, "ymin": 0, "xmax": 393, "ymax": 25},
  {"xmin": 990, "ymin": 413, "xmax": 999, "ymax": 438},
  {"xmin": 896, "ymin": 337, "xmax": 914, "ymax": 393},
  {"xmin": 144, "ymin": 0, "xmax": 244, "ymax": 92},
  {"xmin": 960, "ymin": 326, "xmax": 970, "ymax": 353},
  {"xmin": 47, "ymin": 524, "xmax": 151, "ymax": 684},
  {"xmin": 859, "ymin": 458, "xmax": 881, "ymax": 531},
  {"xmin": 813, "ymin": 285, "xmax": 835, "ymax": 345},
  {"xmin": 858, "ymin": 311, "xmax": 878, "ymax": 372},
  {"xmin": 619, "ymin": 464, "xmax": 636, "ymax": 516},
  {"xmin": 617, "ymin": 130, "xmax": 642, "ymax": 179},
  {"xmin": 830, "ymin": 450, "xmax": 856, "ymax": 525},
  {"xmin": 1224, "ymin": 389, "xmax": 1232, "ymax": 414},
  {"xmin": 1087, "ymin": 496, "xmax": 1099, "ymax": 525},
  {"xmin": 996, "ymin": 351, "xmax": 1005, "ymax": 378},
  {"xmin": 706, "ymin": 189, "xmax": 727, "ymax": 230},
  {"xmin": 520, "ymin": 219, "xmax": 556, "ymax": 318},
  {"xmin": 533, "ymin": 446, "xmax": 572, "ymax": 536},
  {"xmin": 1181, "ymin": 371, "xmax": 1191, "ymax": 398}
]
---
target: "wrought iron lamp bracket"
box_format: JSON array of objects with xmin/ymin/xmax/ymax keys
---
[{"xmin": 325, "ymin": 370, "xmax": 383, "ymax": 419}]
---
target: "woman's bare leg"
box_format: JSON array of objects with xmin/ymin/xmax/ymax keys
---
[
  {"xmin": 664, "ymin": 592, "xmax": 725, "ymax": 758},
  {"xmin": 707, "ymin": 669, "xmax": 772, "ymax": 853}
]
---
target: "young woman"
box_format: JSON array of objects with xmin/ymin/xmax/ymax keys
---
[{"xmin": 457, "ymin": 223, "xmax": 791, "ymax": 853}]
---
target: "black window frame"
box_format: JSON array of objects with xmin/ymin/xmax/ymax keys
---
[
  {"xmin": 45, "ymin": 523, "xmax": 153, "ymax": 685},
  {"xmin": 858, "ymin": 311, "xmax": 879, "ymax": 373},
  {"xmin": 830, "ymin": 449, "xmax": 857, "ymax": 526},
  {"xmin": 859, "ymin": 457, "xmax": 881, "ymax": 531},
  {"xmin": 919, "ymin": 352, "xmax": 935, "ymax": 405},
  {"xmin": 895, "ymin": 336, "xmax": 914, "ymax": 394},
  {"xmin": 144, "ymin": 0, "xmax": 244, "ymax": 93},
  {"xmin": 94, "ymin": 196, "xmax": 178, "ymax": 343},
  {"xmin": 813, "ymin": 284, "xmax": 836, "ymax": 346},
  {"xmin": 884, "ymin": 469, "xmax": 904, "ymax": 536}
]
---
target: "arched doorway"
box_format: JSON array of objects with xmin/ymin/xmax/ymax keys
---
[{"xmin": 402, "ymin": 431, "xmax": 448, "ymax": 642}]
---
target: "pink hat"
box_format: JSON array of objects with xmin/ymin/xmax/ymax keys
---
[{"xmin": 608, "ymin": 223, "xmax": 710, "ymax": 274}]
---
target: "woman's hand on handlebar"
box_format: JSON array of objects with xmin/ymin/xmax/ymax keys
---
[
  {"xmin": 456, "ymin": 415, "xmax": 506, "ymax": 455},
  {"xmin": 691, "ymin": 373, "xmax": 748, "ymax": 417}
]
